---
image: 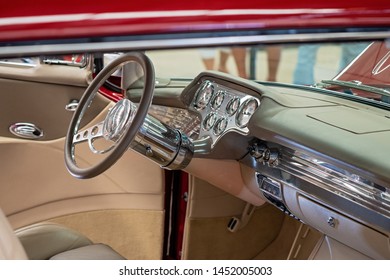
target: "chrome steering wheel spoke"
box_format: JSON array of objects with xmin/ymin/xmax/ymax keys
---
[
  {"xmin": 73, "ymin": 121, "xmax": 104, "ymax": 145},
  {"xmin": 72, "ymin": 121, "xmax": 116, "ymax": 155}
]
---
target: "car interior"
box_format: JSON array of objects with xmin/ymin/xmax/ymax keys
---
[{"xmin": 0, "ymin": 37, "xmax": 389, "ymax": 260}]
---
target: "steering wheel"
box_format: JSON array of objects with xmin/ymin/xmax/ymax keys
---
[{"xmin": 65, "ymin": 52, "xmax": 155, "ymax": 179}]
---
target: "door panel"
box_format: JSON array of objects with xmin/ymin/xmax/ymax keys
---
[
  {"xmin": 0, "ymin": 60, "xmax": 90, "ymax": 86},
  {"xmin": 0, "ymin": 60, "xmax": 166, "ymax": 259},
  {"xmin": 0, "ymin": 136, "xmax": 165, "ymax": 224},
  {"xmin": 0, "ymin": 126, "xmax": 165, "ymax": 259},
  {"xmin": 0, "ymin": 60, "xmax": 107, "ymax": 141}
]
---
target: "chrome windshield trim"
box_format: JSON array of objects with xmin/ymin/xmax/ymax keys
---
[
  {"xmin": 321, "ymin": 79, "xmax": 390, "ymax": 98},
  {"xmin": 0, "ymin": 31, "xmax": 389, "ymax": 58}
]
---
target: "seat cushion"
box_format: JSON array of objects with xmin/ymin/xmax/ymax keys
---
[
  {"xmin": 0, "ymin": 208, "xmax": 27, "ymax": 260},
  {"xmin": 50, "ymin": 244, "xmax": 125, "ymax": 260},
  {"xmin": 16, "ymin": 222, "xmax": 93, "ymax": 260}
]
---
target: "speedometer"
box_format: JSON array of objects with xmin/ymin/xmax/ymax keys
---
[
  {"xmin": 194, "ymin": 81, "xmax": 214, "ymax": 110},
  {"xmin": 236, "ymin": 98, "xmax": 259, "ymax": 128}
]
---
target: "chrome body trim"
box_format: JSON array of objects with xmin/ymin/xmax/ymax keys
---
[{"xmin": 1, "ymin": 31, "xmax": 389, "ymax": 57}]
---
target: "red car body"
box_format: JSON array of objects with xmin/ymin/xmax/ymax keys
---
[{"xmin": 1, "ymin": 1, "xmax": 390, "ymax": 43}]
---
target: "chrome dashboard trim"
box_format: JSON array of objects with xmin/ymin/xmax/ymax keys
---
[
  {"xmin": 190, "ymin": 80, "xmax": 260, "ymax": 150},
  {"xmin": 245, "ymin": 141, "xmax": 390, "ymax": 232},
  {"xmin": 148, "ymin": 105, "xmax": 201, "ymax": 140},
  {"xmin": 279, "ymin": 150, "xmax": 390, "ymax": 218}
]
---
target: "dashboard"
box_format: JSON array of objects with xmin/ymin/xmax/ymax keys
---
[{"xmin": 146, "ymin": 71, "xmax": 390, "ymax": 259}]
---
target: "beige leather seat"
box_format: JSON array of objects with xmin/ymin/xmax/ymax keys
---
[{"xmin": 0, "ymin": 208, "xmax": 125, "ymax": 260}]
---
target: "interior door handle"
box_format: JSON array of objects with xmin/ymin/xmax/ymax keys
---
[
  {"xmin": 65, "ymin": 99, "xmax": 79, "ymax": 112},
  {"xmin": 9, "ymin": 123, "xmax": 44, "ymax": 139}
]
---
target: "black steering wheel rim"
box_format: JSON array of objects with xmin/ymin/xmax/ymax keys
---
[{"xmin": 65, "ymin": 52, "xmax": 155, "ymax": 179}]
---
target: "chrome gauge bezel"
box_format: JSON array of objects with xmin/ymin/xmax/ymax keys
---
[
  {"xmin": 203, "ymin": 112, "xmax": 217, "ymax": 131},
  {"xmin": 190, "ymin": 79, "xmax": 260, "ymax": 148},
  {"xmin": 213, "ymin": 117, "xmax": 228, "ymax": 136},
  {"xmin": 236, "ymin": 98, "xmax": 259, "ymax": 128},
  {"xmin": 226, "ymin": 97, "xmax": 240, "ymax": 116},
  {"xmin": 193, "ymin": 80, "xmax": 214, "ymax": 110},
  {"xmin": 211, "ymin": 90, "xmax": 226, "ymax": 110}
]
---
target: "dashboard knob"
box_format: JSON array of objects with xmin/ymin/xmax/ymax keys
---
[
  {"xmin": 268, "ymin": 148, "xmax": 280, "ymax": 167},
  {"xmin": 250, "ymin": 143, "xmax": 267, "ymax": 162},
  {"xmin": 327, "ymin": 216, "xmax": 337, "ymax": 228}
]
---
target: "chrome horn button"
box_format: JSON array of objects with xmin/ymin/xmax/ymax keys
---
[{"xmin": 103, "ymin": 99, "xmax": 135, "ymax": 142}]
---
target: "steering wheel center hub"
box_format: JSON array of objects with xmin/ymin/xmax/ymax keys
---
[{"xmin": 103, "ymin": 98, "xmax": 134, "ymax": 142}]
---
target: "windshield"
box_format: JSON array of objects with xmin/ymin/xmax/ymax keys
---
[
  {"xmin": 3, "ymin": 40, "xmax": 388, "ymax": 106},
  {"xmin": 145, "ymin": 40, "xmax": 390, "ymax": 105},
  {"xmin": 147, "ymin": 43, "xmax": 342, "ymax": 82}
]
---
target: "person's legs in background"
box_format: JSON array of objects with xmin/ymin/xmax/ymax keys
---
[
  {"xmin": 231, "ymin": 47, "xmax": 248, "ymax": 78},
  {"xmin": 266, "ymin": 46, "xmax": 282, "ymax": 82},
  {"xmin": 200, "ymin": 47, "xmax": 248, "ymax": 79},
  {"xmin": 218, "ymin": 48, "xmax": 230, "ymax": 73},
  {"xmin": 293, "ymin": 44, "xmax": 320, "ymax": 85},
  {"xmin": 199, "ymin": 49, "xmax": 217, "ymax": 70}
]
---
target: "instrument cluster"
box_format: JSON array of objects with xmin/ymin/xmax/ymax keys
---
[{"xmin": 191, "ymin": 80, "xmax": 260, "ymax": 146}]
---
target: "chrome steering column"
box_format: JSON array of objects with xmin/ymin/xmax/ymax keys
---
[{"xmin": 131, "ymin": 113, "xmax": 194, "ymax": 170}]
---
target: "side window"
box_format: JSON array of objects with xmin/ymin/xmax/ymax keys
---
[
  {"xmin": 0, "ymin": 54, "xmax": 88, "ymax": 68},
  {"xmin": 0, "ymin": 57, "xmax": 38, "ymax": 67},
  {"xmin": 41, "ymin": 54, "xmax": 88, "ymax": 67}
]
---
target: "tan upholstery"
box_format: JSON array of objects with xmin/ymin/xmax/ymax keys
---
[
  {"xmin": 51, "ymin": 244, "xmax": 125, "ymax": 260},
  {"xmin": 16, "ymin": 223, "xmax": 93, "ymax": 260},
  {"xmin": 1, "ymin": 208, "xmax": 124, "ymax": 260},
  {"xmin": 0, "ymin": 208, "xmax": 27, "ymax": 260},
  {"xmin": 15, "ymin": 222, "xmax": 125, "ymax": 260}
]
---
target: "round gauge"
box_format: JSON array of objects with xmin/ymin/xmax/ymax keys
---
[
  {"xmin": 226, "ymin": 97, "xmax": 240, "ymax": 116},
  {"xmin": 211, "ymin": 90, "xmax": 225, "ymax": 110},
  {"xmin": 236, "ymin": 98, "xmax": 259, "ymax": 128},
  {"xmin": 194, "ymin": 81, "xmax": 214, "ymax": 110},
  {"xmin": 213, "ymin": 118, "xmax": 228, "ymax": 136},
  {"xmin": 203, "ymin": 113, "xmax": 217, "ymax": 131}
]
